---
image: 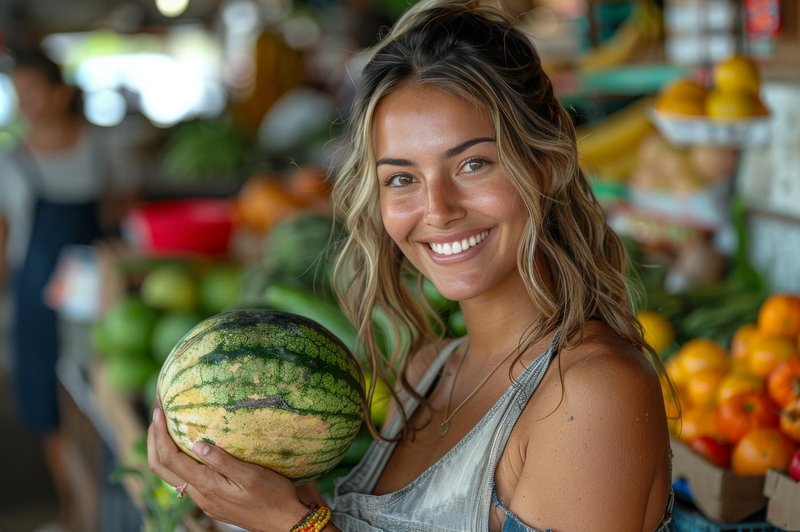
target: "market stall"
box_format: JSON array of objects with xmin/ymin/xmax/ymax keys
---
[{"xmin": 2, "ymin": 1, "xmax": 800, "ymax": 531}]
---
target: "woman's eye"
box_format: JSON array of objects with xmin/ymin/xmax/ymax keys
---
[
  {"xmin": 461, "ymin": 157, "xmax": 488, "ymax": 174},
  {"xmin": 385, "ymin": 174, "xmax": 414, "ymax": 187}
]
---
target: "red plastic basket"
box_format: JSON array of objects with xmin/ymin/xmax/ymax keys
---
[{"xmin": 124, "ymin": 198, "xmax": 234, "ymax": 256}]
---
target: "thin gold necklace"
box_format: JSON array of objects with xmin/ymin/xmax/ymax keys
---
[{"xmin": 438, "ymin": 341, "xmax": 517, "ymax": 437}]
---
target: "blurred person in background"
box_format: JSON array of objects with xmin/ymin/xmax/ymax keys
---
[{"xmin": 0, "ymin": 48, "xmax": 135, "ymax": 531}]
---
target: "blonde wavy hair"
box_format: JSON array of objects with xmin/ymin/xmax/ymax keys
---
[{"xmin": 331, "ymin": 0, "xmax": 666, "ymax": 434}]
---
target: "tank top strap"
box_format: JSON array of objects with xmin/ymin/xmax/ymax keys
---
[
  {"xmin": 382, "ymin": 336, "xmax": 467, "ymax": 440},
  {"xmin": 335, "ymin": 337, "xmax": 467, "ymax": 495},
  {"xmin": 512, "ymin": 330, "xmax": 562, "ymax": 411}
]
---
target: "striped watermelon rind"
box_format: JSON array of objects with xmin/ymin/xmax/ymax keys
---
[{"xmin": 158, "ymin": 309, "xmax": 366, "ymax": 483}]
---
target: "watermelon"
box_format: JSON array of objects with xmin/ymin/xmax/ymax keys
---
[{"xmin": 157, "ymin": 309, "xmax": 366, "ymax": 483}]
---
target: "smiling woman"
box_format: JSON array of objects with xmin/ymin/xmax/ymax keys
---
[
  {"xmin": 374, "ymin": 86, "xmax": 527, "ymax": 303},
  {"xmin": 147, "ymin": 1, "xmax": 675, "ymax": 531}
]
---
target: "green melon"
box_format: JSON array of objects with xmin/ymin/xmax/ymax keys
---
[{"xmin": 157, "ymin": 309, "xmax": 366, "ymax": 483}]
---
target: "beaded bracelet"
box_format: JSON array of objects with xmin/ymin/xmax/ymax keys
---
[{"xmin": 290, "ymin": 503, "xmax": 332, "ymax": 532}]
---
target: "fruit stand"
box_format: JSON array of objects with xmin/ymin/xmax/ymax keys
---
[{"xmin": 3, "ymin": 1, "xmax": 800, "ymax": 531}]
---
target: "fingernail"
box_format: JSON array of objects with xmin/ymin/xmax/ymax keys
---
[
  {"xmin": 193, "ymin": 441, "xmax": 210, "ymax": 456},
  {"xmin": 152, "ymin": 408, "xmax": 162, "ymax": 422}
]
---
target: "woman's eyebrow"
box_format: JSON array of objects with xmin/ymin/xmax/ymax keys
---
[
  {"xmin": 442, "ymin": 137, "xmax": 494, "ymax": 159},
  {"xmin": 376, "ymin": 136, "xmax": 495, "ymax": 168}
]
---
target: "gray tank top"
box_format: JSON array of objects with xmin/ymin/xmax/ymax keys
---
[
  {"xmin": 330, "ymin": 334, "xmax": 559, "ymax": 531},
  {"xmin": 329, "ymin": 333, "xmax": 674, "ymax": 531}
]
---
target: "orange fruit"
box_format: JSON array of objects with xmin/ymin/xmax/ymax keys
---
[
  {"xmin": 665, "ymin": 356, "xmax": 687, "ymax": 388},
  {"xmin": 731, "ymin": 427, "xmax": 796, "ymax": 476},
  {"xmin": 758, "ymin": 294, "xmax": 800, "ymax": 338},
  {"xmin": 637, "ymin": 311, "xmax": 675, "ymax": 355},
  {"xmin": 748, "ymin": 334, "xmax": 799, "ymax": 379},
  {"xmin": 655, "ymin": 79, "xmax": 707, "ymax": 117},
  {"xmin": 713, "ymin": 55, "xmax": 761, "ymax": 95},
  {"xmin": 716, "ymin": 369, "xmax": 764, "ymax": 405},
  {"xmin": 236, "ymin": 176, "xmax": 302, "ymax": 232},
  {"xmin": 677, "ymin": 406, "xmax": 722, "ymax": 444},
  {"xmin": 730, "ymin": 323, "xmax": 761, "ymax": 368},
  {"xmin": 779, "ymin": 398, "xmax": 800, "ymax": 442},
  {"xmin": 659, "ymin": 78, "xmax": 708, "ymax": 101},
  {"xmin": 685, "ymin": 369, "xmax": 726, "ymax": 409},
  {"xmin": 677, "ymin": 338, "xmax": 730, "ymax": 376},
  {"xmin": 705, "ymin": 90, "xmax": 759, "ymax": 122}
]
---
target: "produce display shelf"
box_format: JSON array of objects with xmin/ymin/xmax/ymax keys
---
[
  {"xmin": 649, "ymin": 110, "xmax": 772, "ymax": 147},
  {"xmin": 58, "ymin": 354, "xmax": 213, "ymax": 531}
]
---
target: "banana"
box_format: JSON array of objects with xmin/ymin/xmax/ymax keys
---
[
  {"xmin": 577, "ymin": 0, "xmax": 663, "ymax": 71},
  {"xmin": 577, "ymin": 20, "xmax": 645, "ymax": 71},
  {"xmin": 586, "ymin": 148, "xmax": 640, "ymax": 182},
  {"xmin": 577, "ymin": 97, "xmax": 656, "ymax": 167}
]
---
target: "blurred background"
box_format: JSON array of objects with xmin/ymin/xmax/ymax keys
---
[{"xmin": 1, "ymin": 1, "xmax": 800, "ymax": 531}]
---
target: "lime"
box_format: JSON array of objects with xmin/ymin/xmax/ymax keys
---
[
  {"xmin": 101, "ymin": 296, "xmax": 159, "ymax": 357},
  {"xmin": 105, "ymin": 356, "xmax": 158, "ymax": 393},
  {"xmin": 140, "ymin": 264, "xmax": 198, "ymax": 312},
  {"xmin": 198, "ymin": 265, "xmax": 242, "ymax": 314},
  {"xmin": 151, "ymin": 311, "xmax": 202, "ymax": 363}
]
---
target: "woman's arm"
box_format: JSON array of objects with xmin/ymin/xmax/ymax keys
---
[{"xmin": 504, "ymin": 349, "xmax": 670, "ymax": 531}]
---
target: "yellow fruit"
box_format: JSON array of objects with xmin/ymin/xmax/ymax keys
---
[
  {"xmin": 747, "ymin": 334, "xmax": 799, "ymax": 379},
  {"xmin": 684, "ymin": 369, "xmax": 726, "ymax": 409},
  {"xmin": 716, "ymin": 369, "xmax": 763, "ymax": 404},
  {"xmin": 677, "ymin": 406, "xmax": 721, "ymax": 443},
  {"xmin": 730, "ymin": 323, "xmax": 761, "ymax": 368},
  {"xmin": 637, "ymin": 311, "xmax": 675, "ymax": 355},
  {"xmin": 655, "ymin": 78, "xmax": 707, "ymax": 117},
  {"xmin": 665, "ymin": 355, "xmax": 687, "ymax": 387},
  {"xmin": 677, "ymin": 338, "xmax": 730, "ymax": 376},
  {"xmin": 365, "ymin": 375, "xmax": 391, "ymax": 428},
  {"xmin": 660, "ymin": 78, "xmax": 708, "ymax": 102},
  {"xmin": 713, "ymin": 55, "xmax": 760, "ymax": 95},
  {"xmin": 705, "ymin": 90, "xmax": 759, "ymax": 122}
]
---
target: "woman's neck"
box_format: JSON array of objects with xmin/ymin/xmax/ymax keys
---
[
  {"xmin": 458, "ymin": 274, "xmax": 543, "ymax": 367},
  {"xmin": 25, "ymin": 116, "xmax": 84, "ymax": 153}
]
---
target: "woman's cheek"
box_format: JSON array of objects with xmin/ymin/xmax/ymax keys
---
[{"xmin": 381, "ymin": 196, "xmax": 422, "ymax": 243}]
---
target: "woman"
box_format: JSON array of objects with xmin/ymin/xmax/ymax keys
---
[
  {"xmin": 0, "ymin": 49, "xmax": 131, "ymax": 529},
  {"xmin": 148, "ymin": 1, "xmax": 674, "ymax": 530}
]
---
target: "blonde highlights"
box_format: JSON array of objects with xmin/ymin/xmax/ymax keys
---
[{"xmin": 331, "ymin": 0, "xmax": 666, "ymax": 435}]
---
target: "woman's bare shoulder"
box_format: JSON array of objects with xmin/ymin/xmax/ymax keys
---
[{"xmin": 504, "ymin": 323, "xmax": 671, "ymax": 529}]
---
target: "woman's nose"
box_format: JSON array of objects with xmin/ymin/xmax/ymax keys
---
[{"xmin": 423, "ymin": 178, "xmax": 465, "ymax": 227}]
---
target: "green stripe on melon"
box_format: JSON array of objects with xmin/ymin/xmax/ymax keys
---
[{"xmin": 158, "ymin": 309, "xmax": 366, "ymax": 483}]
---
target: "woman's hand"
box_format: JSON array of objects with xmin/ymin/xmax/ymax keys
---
[{"xmin": 147, "ymin": 407, "xmax": 311, "ymax": 532}]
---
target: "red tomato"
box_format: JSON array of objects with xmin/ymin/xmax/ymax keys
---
[
  {"xmin": 791, "ymin": 449, "xmax": 800, "ymax": 482},
  {"xmin": 716, "ymin": 391, "xmax": 780, "ymax": 443},
  {"xmin": 690, "ymin": 436, "xmax": 732, "ymax": 468}
]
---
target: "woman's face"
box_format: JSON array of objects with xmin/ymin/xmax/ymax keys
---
[
  {"xmin": 373, "ymin": 85, "xmax": 529, "ymax": 303},
  {"xmin": 12, "ymin": 68, "xmax": 71, "ymax": 122}
]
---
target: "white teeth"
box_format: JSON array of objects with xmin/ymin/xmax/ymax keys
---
[{"xmin": 428, "ymin": 230, "xmax": 489, "ymax": 257}]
